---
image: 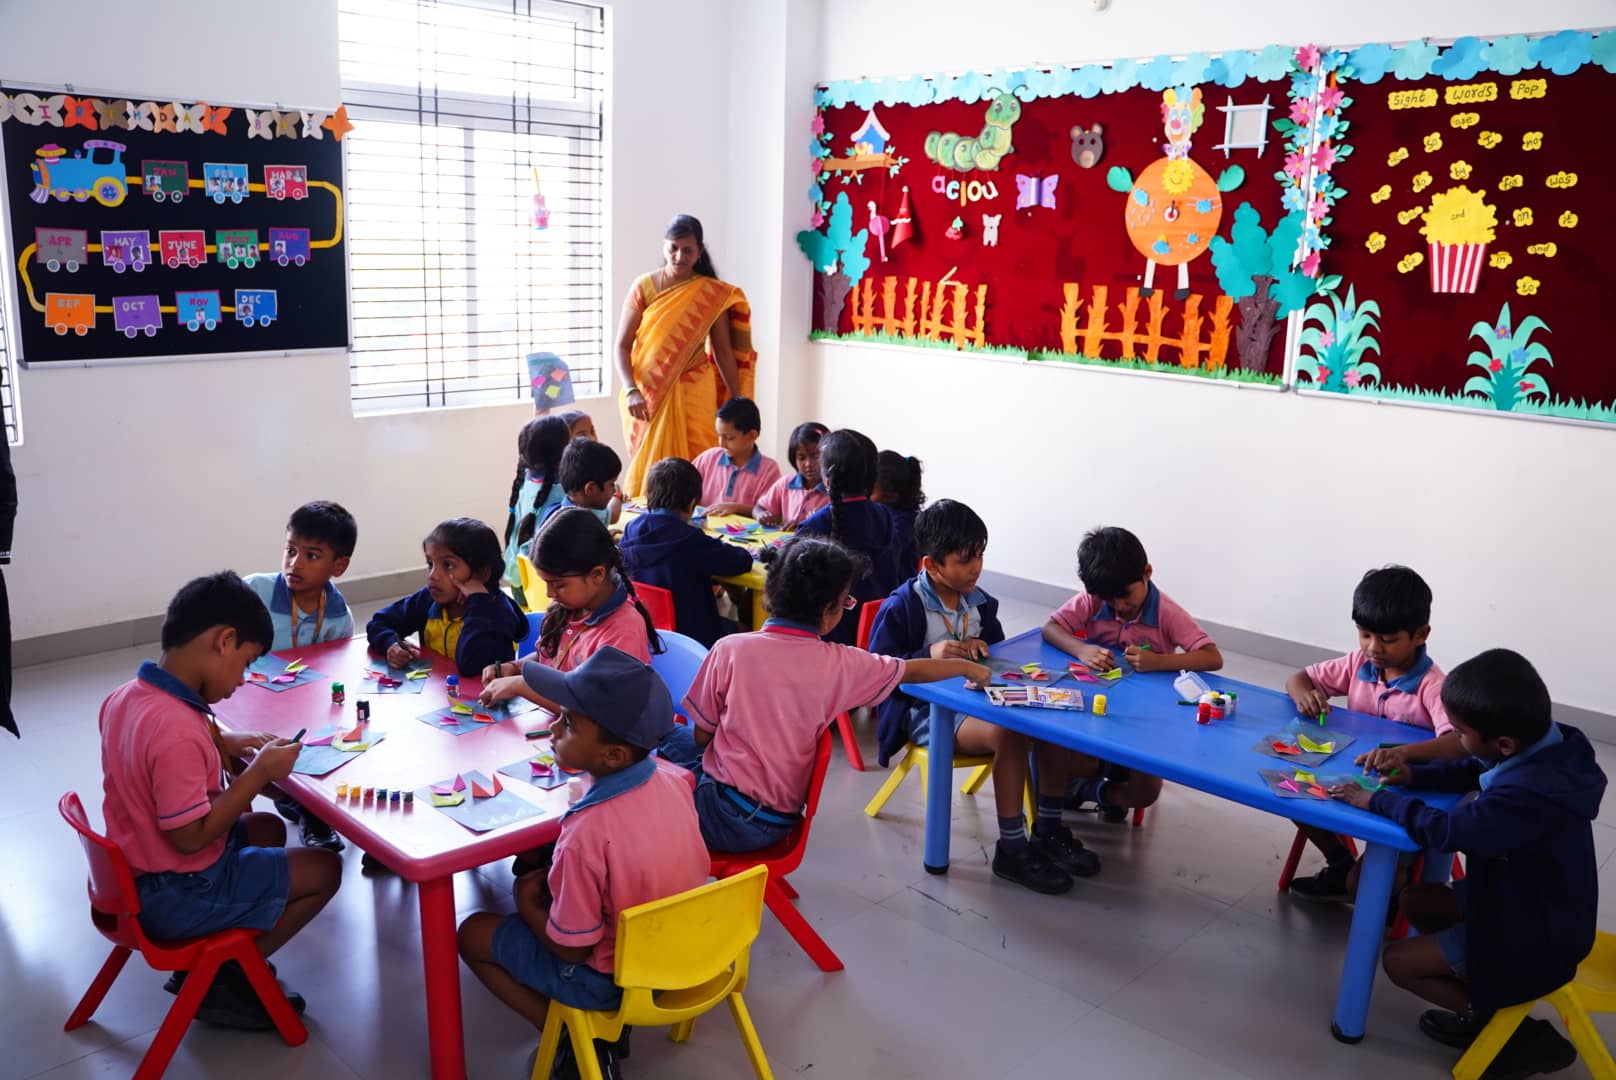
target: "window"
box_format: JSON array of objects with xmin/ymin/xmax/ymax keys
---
[
  {"xmin": 0, "ymin": 288, "xmax": 18, "ymax": 445},
  {"xmin": 338, "ymin": 0, "xmax": 606, "ymax": 414}
]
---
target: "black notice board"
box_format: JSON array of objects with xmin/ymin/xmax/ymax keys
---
[{"xmin": 0, "ymin": 89, "xmax": 349, "ymax": 364}]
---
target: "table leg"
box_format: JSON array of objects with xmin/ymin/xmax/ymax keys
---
[
  {"xmin": 419, "ymin": 874, "xmax": 466, "ymax": 1079},
  {"xmin": 1332, "ymin": 841, "xmax": 1396, "ymax": 1043},
  {"xmin": 924, "ymin": 703, "xmax": 956, "ymax": 874},
  {"xmin": 749, "ymin": 587, "xmax": 766, "ymax": 632}
]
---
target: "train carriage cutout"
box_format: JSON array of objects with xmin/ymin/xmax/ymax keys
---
[
  {"xmin": 234, "ymin": 289, "xmax": 278, "ymax": 328},
  {"xmin": 269, "ymin": 227, "xmax": 311, "ymax": 267},
  {"xmin": 112, "ymin": 295, "xmax": 162, "ymax": 338},
  {"xmin": 28, "ymin": 140, "xmax": 129, "ymax": 206},
  {"xmin": 141, "ymin": 160, "xmax": 189, "ymax": 203},
  {"xmin": 34, "ymin": 228, "xmax": 88, "ymax": 272},
  {"xmin": 100, "ymin": 230, "xmax": 151, "ymax": 273},
  {"xmin": 202, "ymin": 162, "xmax": 249, "ymax": 204},
  {"xmin": 264, "ymin": 166, "xmax": 308, "ymax": 201},
  {"xmin": 159, "ymin": 230, "xmax": 207, "ymax": 269},
  {"xmin": 216, "ymin": 229, "xmax": 260, "ymax": 269},
  {"xmin": 176, "ymin": 290, "xmax": 223, "ymax": 332},
  {"xmin": 44, "ymin": 293, "xmax": 95, "ymax": 336}
]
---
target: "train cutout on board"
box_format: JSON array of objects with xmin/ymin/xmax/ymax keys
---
[
  {"xmin": 42, "ymin": 289, "xmax": 279, "ymax": 337},
  {"xmin": 28, "ymin": 141, "xmax": 315, "ymax": 206}
]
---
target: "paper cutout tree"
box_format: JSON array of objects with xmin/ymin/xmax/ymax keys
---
[
  {"xmin": 797, "ymin": 192, "xmax": 871, "ymax": 333},
  {"xmin": 1464, "ymin": 302, "xmax": 1553, "ymax": 411},
  {"xmin": 1208, "ymin": 204, "xmax": 1313, "ymax": 372}
]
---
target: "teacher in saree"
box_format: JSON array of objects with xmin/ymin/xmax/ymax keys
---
[{"xmin": 614, "ymin": 214, "xmax": 757, "ymax": 497}]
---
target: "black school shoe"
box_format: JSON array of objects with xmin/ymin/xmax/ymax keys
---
[
  {"xmin": 1032, "ymin": 824, "xmax": 1103, "ymax": 877},
  {"xmin": 1289, "ymin": 860, "xmax": 1352, "ymax": 903},
  {"xmin": 991, "ymin": 841, "xmax": 1075, "ymax": 895},
  {"xmin": 165, "ymin": 962, "xmax": 307, "ymax": 1031},
  {"xmin": 273, "ymin": 795, "xmax": 303, "ymax": 824},
  {"xmin": 1481, "ymin": 1018, "xmax": 1579, "ymax": 1080},
  {"xmin": 299, "ymin": 813, "xmax": 345, "ymax": 852},
  {"xmin": 1420, "ymin": 1007, "xmax": 1487, "ymax": 1049},
  {"xmin": 360, "ymin": 852, "xmax": 393, "ymax": 876},
  {"xmin": 550, "ymin": 1035, "xmax": 625, "ymax": 1080}
]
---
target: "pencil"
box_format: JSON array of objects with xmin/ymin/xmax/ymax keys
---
[{"xmin": 291, "ymin": 727, "xmax": 307, "ymax": 743}]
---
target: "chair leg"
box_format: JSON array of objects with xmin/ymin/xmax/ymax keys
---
[
  {"xmin": 232, "ymin": 943, "xmax": 307, "ymax": 1045},
  {"xmin": 571, "ymin": 1016, "xmax": 608, "ymax": 1080},
  {"xmin": 532, "ymin": 1009, "xmax": 566, "ymax": 1080},
  {"xmin": 1452, "ymin": 854, "xmax": 1465, "ymax": 881},
  {"xmin": 775, "ymin": 877, "xmax": 798, "ymax": 900},
  {"xmin": 1131, "ymin": 806, "xmax": 1147, "ymax": 827},
  {"xmin": 763, "ymin": 880, "xmax": 842, "ymax": 972},
  {"xmin": 728, "ymin": 991, "xmax": 776, "ymax": 1080},
  {"xmin": 863, "ymin": 753, "xmax": 913, "ymax": 818},
  {"xmin": 1023, "ymin": 780, "xmax": 1036, "ymax": 829},
  {"xmin": 1277, "ymin": 828, "xmax": 1308, "ymax": 890},
  {"xmin": 133, "ymin": 956, "xmax": 221, "ymax": 1080},
  {"xmin": 959, "ymin": 763, "xmax": 991, "ymax": 795},
  {"xmin": 1549, "ymin": 992, "xmax": 1616, "ymax": 1080},
  {"xmin": 835, "ymin": 713, "xmax": 866, "ymax": 771},
  {"xmin": 670, "ymin": 1016, "xmax": 696, "ymax": 1043},
  {"xmin": 1451, "ymin": 1002, "xmax": 1532, "ymax": 1080},
  {"xmin": 64, "ymin": 945, "xmax": 132, "ymax": 1030}
]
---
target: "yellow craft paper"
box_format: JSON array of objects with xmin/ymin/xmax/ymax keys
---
[
  {"xmin": 407, "ymin": 668, "xmax": 430, "ymax": 680},
  {"xmin": 1422, "ymin": 132, "xmax": 1443, "ymax": 153},
  {"xmin": 1516, "ymin": 276, "xmax": 1541, "ymax": 296},
  {"xmin": 1099, "ymin": 668, "xmax": 1123, "ymax": 681},
  {"xmin": 1559, "ymin": 211, "xmax": 1578, "ymax": 229},
  {"xmin": 1522, "ymin": 131, "xmax": 1544, "ymax": 151},
  {"xmin": 1545, "ymin": 171, "xmax": 1577, "ymax": 189},
  {"xmin": 1422, "ymin": 187, "xmax": 1498, "ymax": 245},
  {"xmin": 1296, "ymin": 733, "xmax": 1335, "ymax": 754},
  {"xmin": 450, "ymin": 701, "xmax": 475, "ymax": 715},
  {"xmin": 1294, "ymin": 771, "xmax": 1317, "ymax": 784},
  {"xmin": 430, "ymin": 790, "xmax": 466, "ymax": 808},
  {"xmin": 1366, "ymin": 232, "xmax": 1386, "ymax": 253}
]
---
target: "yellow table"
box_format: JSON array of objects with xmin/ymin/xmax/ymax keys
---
[{"xmin": 618, "ymin": 506, "xmax": 787, "ymax": 629}]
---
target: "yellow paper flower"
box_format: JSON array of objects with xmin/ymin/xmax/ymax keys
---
[
  {"xmin": 1412, "ymin": 171, "xmax": 1434, "ymax": 193},
  {"xmin": 1161, "ymin": 158, "xmax": 1195, "ymax": 196},
  {"xmin": 1527, "ymin": 242, "xmax": 1558, "ymax": 258},
  {"xmin": 1420, "ymin": 187, "xmax": 1498, "ymax": 245},
  {"xmin": 1366, "ymin": 232, "xmax": 1387, "ymax": 253},
  {"xmin": 1516, "ymin": 276, "xmax": 1540, "ymax": 296},
  {"xmin": 1522, "ymin": 131, "xmax": 1543, "ymax": 151},
  {"xmin": 1513, "ymin": 207, "xmax": 1534, "ymax": 227},
  {"xmin": 1423, "ymin": 132, "xmax": 1443, "ymax": 153},
  {"xmin": 1559, "ymin": 211, "xmax": 1578, "ymax": 229},
  {"xmin": 1478, "ymin": 131, "xmax": 1502, "ymax": 149},
  {"xmin": 1489, "ymin": 251, "xmax": 1513, "ymax": 269},
  {"xmin": 1370, "ymin": 184, "xmax": 1392, "ymax": 204}
]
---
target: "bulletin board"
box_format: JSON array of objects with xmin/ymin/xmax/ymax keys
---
[
  {"xmin": 1303, "ymin": 33, "xmax": 1616, "ymax": 424},
  {"xmin": 0, "ymin": 87, "xmax": 351, "ymax": 365}
]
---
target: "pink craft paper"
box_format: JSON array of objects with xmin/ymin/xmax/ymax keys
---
[
  {"xmin": 271, "ymin": 674, "xmax": 297, "ymax": 684},
  {"xmin": 1279, "ymin": 779, "xmax": 1301, "ymax": 793},
  {"xmin": 452, "ymin": 774, "xmax": 466, "ymax": 792},
  {"xmin": 429, "ymin": 779, "xmax": 455, "ymax": 796},
  {"xmin": 304, "ymin": 730, "xmax": 336, "ymax": 746},
  {"xmin": 531, "ymin": 760, "xmax": 553, "ymax": 776}
]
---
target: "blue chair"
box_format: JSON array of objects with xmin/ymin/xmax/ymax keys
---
[
  {"xmin": 518, "ymin": 612, "xmax": 543, "ymax": 659},
  {"xmin": 651, "ymin": 631, "xmax": 708, "ymax": 718}
]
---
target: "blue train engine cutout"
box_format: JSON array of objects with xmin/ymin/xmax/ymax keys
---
[
  {"xmin": 177, "ymin": 290, "xmax": 223, "ymax": 332},
  {"xmin": 29, "ymin": 140, "xmax": 129, "ymax": 206},
  {"xmin": 234, "ymin": 289, "xmax": 278, "ymax": 328}
]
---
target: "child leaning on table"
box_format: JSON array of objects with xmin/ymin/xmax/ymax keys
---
[
  {"xmin": 754, "ymin": 420, "xmax": 830, "ymax": 529},
  {"xmin": 1330, "ymin": 649, "xmax": 1603, "ymax": 1075},
  {"xmin": 457, "ymin": 647, "xmax": 708, "ymax": 1079},
  {"xmin": 1040, "ymin": 526, "xmax": 1222, "ymax": 822},
  {"xmin": 693, "ymin": 396, "xmax": 781, "ymax": 518},
  {"xmin": 1285, "ymin": 565, "xmax": 1466, "ymax": 902},
  {"xmin": 100, "ymin": 572, "xmax": 341, "ymax": 1031},
  {"xmin": 658, "ymin": 535, "xmax": 991, "ymax": 853}
]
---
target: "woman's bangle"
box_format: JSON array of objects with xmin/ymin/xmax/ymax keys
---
[{"xmin": 624, "ymin": 385, "xmax": 640, "ymax": 397}]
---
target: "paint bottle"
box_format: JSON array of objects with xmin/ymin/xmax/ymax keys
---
[
  {"xmin": 1092, "ymin": 693, "xmax": 1108, "ymax": 716},
  {"xmin": 1196, "ymin": 701, "xmax": 1212, "ymax": 724},
  {"xmin": 357, "ymin": 700, "xmax": 371, "ymax": 723},
  {"xmin": 445, "ymin": 675, "xmax": 460, "ymax": 698},
  {"xmin": 331, "ymin": 681, "xmax": 346, "ymax": 705},
  {"xmin": 1208, "ymin": 693, "xmax": 1226, "ymax": 721}
]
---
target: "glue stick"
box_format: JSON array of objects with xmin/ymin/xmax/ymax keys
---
[{"xmin": 1093, "ymin": 693, "xmax": 1108, "ymax": 716}]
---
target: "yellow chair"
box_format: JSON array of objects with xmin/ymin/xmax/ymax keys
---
[
  {"xmin": 1452, "ymin": 930, "xmax": 1616, "ymax": 1080},
  {"xmin": 531, "ymin": 865, "xmax": 774, "ymax": 1080},
  {"xmin": 515, "ymin": 553, "xmax": 550, "ymax": 614},
  {"xmin": 863, "ymin": 743, "xmax": 1035, "ymax": 825}
]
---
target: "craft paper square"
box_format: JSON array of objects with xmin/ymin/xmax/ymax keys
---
[
  {"xmin": 419, "ymin": 770, "xmax": 547, "ymax": 832},
  {"xmin": 417, "ymin": 697, "xmax": 536, "ymax": 736},
  {"xmin": 361, "ymin": 660, "xmax": 433, "ymax": 694},
  {"xmin": 291, "ymin": 726, "xmax": 387, "ymax": 776},
  {"xmin": 1251, "ymin": 723, "xmax": 1357, "ymax": 767},
  {"xmin": 247, "ymin": 656, "xmax": 325, "ymax": 693}
]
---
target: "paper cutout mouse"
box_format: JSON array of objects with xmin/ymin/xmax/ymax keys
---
[{"xmin": 981, "ymin": 213, "xmax": 1002, "ymax": 246}]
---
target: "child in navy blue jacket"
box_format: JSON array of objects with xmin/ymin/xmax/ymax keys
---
[
  {"xmin": 366, "ymin": 518, "xmax": 527, "ymax": 677},
  {"xmin": 620, "ymin": 458, "xmax": 753, "ymax": 646},
  {"xmin": 1332, "ymin": 648, "xmax": 1603, "ymax": 1074},
  {"xmin": 873, "ymin": 450, "xmax": 924, "ymax": 576},
  {"xmin": 796, "ymin": 429, "xmax": 901, "ymax": 645}
]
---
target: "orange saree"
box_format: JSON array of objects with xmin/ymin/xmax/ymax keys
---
[{"xmin": 620, "ymin": 274, "xmax": 757, "ymax": 497}]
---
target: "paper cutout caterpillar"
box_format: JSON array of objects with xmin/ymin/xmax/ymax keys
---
[{"xmin": 924, "ymin": 93, "xmax": 1022, "ymax": 173}]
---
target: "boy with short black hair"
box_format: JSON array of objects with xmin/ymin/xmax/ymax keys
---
[
  {"xmin": 457, "ymin": 647, "xmax": 707, "ymax": 1077},
  {"xmin": 99, "ymin": 572, "xmax": 341, "ymax": 1031},
  {"xmin": 870, "ymin": 499, "xmax": 1093, "ymax": 895},
  {"xmin": 1286, "ymin": 565, "xmax": 1465, "ymax": 901},
  {"xmin": 1041, "ymin": 526, "xmax": 1222, "ymax": 822},
  {"xmin": 1332, "ymin": 649, "xmax": 1603, "ymax": 1075},
  {"xmin": 244, "ymin": 500, "xmax": 358, "ymax": 852},
  {"xmin": 539, "ymin": 438, "xmax": 623, "ymax": 530},
  {"xmin": 619, "ymin": 457, "xmax": 754, "ymax": 646},
  {"xmin": 693, "ymin": 397, "xmax": 780, "ymax": 517}
]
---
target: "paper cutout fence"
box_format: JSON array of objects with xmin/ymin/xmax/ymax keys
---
[
  {"xmin": 847, "ymin": 273, "xmax": 988, "ymax": 349},
  {"xmin": 1058, "ymin": 283, "xmax": 1235, "ymax": 370}
]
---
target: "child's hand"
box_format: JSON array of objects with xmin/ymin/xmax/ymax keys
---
[
  {"xmin": 1076, "ymin": 644, "xmax": 1117, "ymax": 672},
  {"xmin": 705, "ymin": 501, "xmax": 751, "ymax": 518},
  {"xmin": 514, "ymin": 870, "xmax": 549, "ymax": 917},
  {"xmin": 386, "ymin": 641, "xmax": 420, "ymax": 669},
  {"xmin": 249, "ymin": 739, "xmax": 301, "ymax": 782},
  {"xmin": 480, "ymin": 675, "xmax": 525, "ymax": 706},
  {"xmin": 1329, "ymin": 782, "xmax": 1374, "ymax": 810},
  {"xmin": 1355, "ymin": 745, "xmax": 1411, "ymax": 784},
  {"xmin": 961, "ymin": 661, "xmax": 993, "ymax": 686},
  {"xmin": 221, "ymin": 730, "xmax": 276, "ymax": 756},
  {"xmin": 756, "ymin": 508, "xmax": 780, "ymax": 527},
  {"xmin": 456, "ymin": 576, "xmax": 488, "ymax": 602},
  {"xmin": 1123, "ymin": 645, "xmax": 1159, "ymax": 672},
  {"xmin": 1290, "ymin": 684, "xmax": 1330, "ymax": 719},
  {"xmin": 930, "ymin": 638, "xmax": 987, "ymax": 661}
]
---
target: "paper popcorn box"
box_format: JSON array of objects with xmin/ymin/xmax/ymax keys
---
[{"xmin": 1427, "ymin": 242, "xmax": 1487, "ymax": 294}]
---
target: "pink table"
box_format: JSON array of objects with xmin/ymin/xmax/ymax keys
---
[{"xmin": 216, "ymin": 638, "xmax": 571, "ymax": 1080}]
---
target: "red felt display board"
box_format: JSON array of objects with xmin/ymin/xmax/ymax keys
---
[{"xmin": 815, "ymin": 79, "xmax": 1293, "ymax": 375}]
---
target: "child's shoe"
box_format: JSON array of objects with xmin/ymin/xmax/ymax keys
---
[
  {"xmin": 299, "ymin": 813, "xmax": 345, "ymax": 852},
  {"xmin": 360, "ymin": 852, "xmax": 393, "ymax": 875},
  {"xmin": 1418, "ymin": 1007, "xmax": 1486, "ymax": 1049},
  {"xmin": 273, "ymin": 795, "xmax": 303, "ymax": 824},
  {"xmin": 1481, "ymin": 1018, "xmax": 1578, "ymax": 1079},
  {"xmin": 1031, "ymin": 823, "xmax": 1102, "ymax": 877},
  {"xmin": 1066, "ymin": 776, "xmax": 1129, "ymax": 823},
  {"xmin": 991, "ymin": 841, "xmax": 1074, "ymax": 895},
  {"xmin": 1288, "ymin": 859, "xmax": 1352, "ymax": 902}
]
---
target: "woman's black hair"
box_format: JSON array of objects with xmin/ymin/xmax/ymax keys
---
[
  {"xmin": 665, "ymin": 214, "xmax": 717, "ymax": 278},
  {"xmin": 875, "ymin": 450, "xmax": 925, "ymax": 511},
  {"xmin": 531, "ymin": 507, "xmax": 662, "ymax": 660},
  {"xmin": 786, "ymin": 421, "xmax": 829, "ymax": 474},
  {"xmin": 764, "ymin": 535, "xmax": 870, "ymax": 625},
  {"xmin": 425, "ymin": 518, "xmax": 505, "ymax": 591},
  {"xmin": 819, "ymin": 429, "xmax": 878, "ymax": 544},
  {"xmin": 646, "ymin": 457, "xmax": 703, "ymax": 512},
  {"xmin": 506, "ymin": 415, "xmax": 573, "ymax": 548}
]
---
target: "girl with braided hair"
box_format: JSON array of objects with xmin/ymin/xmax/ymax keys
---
[
  {"xmin": 500, "ymin": 415, "xmax": 572, "ymax": 597},
  {"xmin": 795, "ymin": 429, "xmax": 904, "ymax": 644}
]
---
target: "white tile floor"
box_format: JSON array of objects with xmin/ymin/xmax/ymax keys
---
[{"xmin": 6, "ymin": 597, "xmax": 1615, "ymax": 1079}]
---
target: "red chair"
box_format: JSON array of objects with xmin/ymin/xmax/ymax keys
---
[
  {"xmin": 632, "ymin": 581, "xmax": 677, "ymax": 632},
  {"xmin": 1276, "ymin": 828, "xmax": 1359, "ymax": 890},
  {"xmin": 59, "ymin": 792, "xmax": 306, "ymax": 1079},
  {"xmin": 821, "ymin": 600, "xmax": 884, "ymax": 772},
  {"xmin": 708, "ymin": 728, "xmax": 842, "ymax": 972},
  {"xmin": 1388, "ymin": 852, "xmax": 1466, "ymax": 941}
]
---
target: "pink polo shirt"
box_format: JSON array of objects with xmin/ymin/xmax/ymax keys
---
[
  {"xmin": 1050, "ymin": 583, "xmax": 1213, "ymax": 656},
  {"xmin": 545, "ymin": 586, "xmax": 653, "ymax": 671},
  {"xmin": 1306, "ymin": 648, "xmax": 1452, "ymax": 735},
  {"xmin": 683, "ymin": 622, "xmax": 906, "ymax": 812},
  {"xmin": 99, "ymin": 673, "xmax": 226, "ymax": 875},
  {"xmin": 754, "ymin": 474, "xmax": 831, "ymax": 528},
  {"xmin": 547, "ymin": 760, "xmax": 708, "ymax": 974},
  {"xmin": 693, "ymin": 447, "xmax": 781, "ymax": 508}
]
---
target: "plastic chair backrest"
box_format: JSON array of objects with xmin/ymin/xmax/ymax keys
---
[
  {"xmin": 855, "ymin": 599, "xmax": 883, "ymax": 652},
  {"xmin": 631, "ymin": 581, "xmax": 677, "ymax": 632},
  {"xmin": 650, "ymin": 631, "xmax": 709, "ymax": 710},
  {"xmin": 517, "ymin": 553, "xmax": 549, "ymax": 610},
  {"xmin": 614, "ymin": 864, "xmax": 767, "ymax": 991},
  {"xmin": 59, "ymin": 791, "xmax": 142, "ymax": 920},
  {"xmin": 518, "ymin": 611, "xmax": 544, "ymax": 658},
  {"xmin": 802, "ymin": 726, "xmax": 834, "ymax": 819}
]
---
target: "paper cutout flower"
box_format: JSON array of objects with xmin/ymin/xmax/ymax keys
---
[
  {"xmin": 98, "ymin": 98, "xmax": 131, "ymax": 130},
  {"xmin": 1423, "ymin": 132, "xmax": 1442, "ymax": 153},
  {"xmin": 1288, "ymin": 97, "xmax": 1313, "ymax": 125},
  {"xmin": 321, "ymin": 105, "xmax": 354, "ymax": 140},
  {"xmin": 1318, "ymin": 85, "xmax": 1344, "ymax": 113},
  {"xmin": 1559, "ymin": 211, "xmax": 1578, "ymax": 229},
  {"xmin": 810, "ymin": 113, "xmax": 824, "ymax": 136},
  {"xmin": 1296, "ymin": 44, "xmax": 1322, "ymax": 72},
  {"xmin": 1343, "ymin": 369, "xmax": 1362, "ymax": 388},
  {"xmin": 130, "ymin": 102, "xmax": 156, "ymax": 131},
  {"xmin": 1515, "ymin": 276, "xmax": 1540, "ymax": 296},
  {"xmin": 153, "ymin": 103, "xmax": 177, "ymax": 134},
  {"xmin": 1478, "ymin": 131, "xmax": 1502, "ymax": 149},
  {"xmin": 1450, "ymin": 161, "xmax": 1472, "ymax": 180},
  {"xmin": 63, "ymin": 96, "xmax": 98, "ymax": 130},
  {"xmin": 1315, "ymin": 366, "xmax": 1330, "ymax": 382},
  {"xmin": 1161, "ymin": 158, "xmax": 1194, "ymax": 196},
  {"xmin": 1301, "ymin": 252, "xmax": 1320, "ymax": 276},
  {"xmin": 1283, "ymin": 151, "xmax": 1309, "ymax": 181},
  {"xmin": 172, "ymin": 103, "xmax": 203, "ymax": 134},
  {"xmin": 1312, "ymin": 144, "xmax": 1336, "ymax": 171},
  {"xmin": 1489, "ymin": 358, "xmax": 1503, "ymax": 372},
  {"xmin": 1421, "ymin": 187, "xmax": 1498, "ymax": 245},
  {"xmin": 1318, "ymin": 330, "xmax": 1336, "ymax": 349},
  {"xmin": 1366, "ymin": 232, "xmax": 1386, "ymax": 253}
]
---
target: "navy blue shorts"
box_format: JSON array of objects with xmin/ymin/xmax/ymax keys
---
[
  {"xmin": 904, "ymin": 700, "xmax": 967, "ymax": 750},
  {"xmin": 135, "ymin": 821, "xmax": 290, "ymax": 941},
  {"xmin": 491, "ymin": 914, "xmax": 622, "ymax": 1010},
  {"xmin": 658, "ymin": 724, "xmax": 796, "ymax": 852}
]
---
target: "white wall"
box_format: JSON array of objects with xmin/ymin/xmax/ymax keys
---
[
  {"xmin": 795, "ymin": 0, "xmax": 1616, "ymax": 710},
  {"xmin": 2, "ymin": 0, "xmax": 734, "ymax": 641}
]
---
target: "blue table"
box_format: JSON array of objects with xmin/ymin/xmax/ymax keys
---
[{"xmin": 902, "ymin": 629, "xmax": 1459, "ymax": 1043}]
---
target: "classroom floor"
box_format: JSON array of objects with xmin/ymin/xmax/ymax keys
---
[{"xmin": 6, "ymin": 596, "xmax": 1616, "ymax": 1080}]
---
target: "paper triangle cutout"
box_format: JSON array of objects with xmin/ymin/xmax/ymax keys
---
[
  {"xmin": 449, "ymin": 702, "xmax": 474, "ymax": 716},
  {"xmin": 407, "ymin": 668, "xmax": 430, "ymax": 680},
  {"xmin": 1098, "ymin": 668, "xmax": 1123, "ymax": 681},
  {"xmin": 1307, "ymin": 784, "xmax": 1329, "ymax": 798},
  {"xmin": 1294, "ymin": 770, "xmax": 1316, "ymax": 784},
  {"xmin": 452, "ymin": 773, "xmax": 466, "ymax": 792},
  {"xmin": 341, "ymin": 721, "xmax": 367, "ymax": 741},
  {"xmin": 249, "ymin": 671, "xmax": 268, "ymax": 682},
  {"xmin": 473, "ymin": 712, "xmax": 495, "ymax": 724},
  {"xmin": 284, "ymin": 659, "xmax": 306, "ymax": 673},
  {"xmin": 272, "ymin": 673, "xmax": 298, "ymax": 683},
  {"xmin": 437, "ymin": 713, "xmax": 460, "ymax": 726},
  {"xmin": 531, "ymin": 760, "xmax": 554, "ymax": 776},
  {"xmin": 1296, "ymin": 733, "xmax": 1335, "ymax": 754},
  {"xmin": 1272, "ymin": 742, "xmax": 1300, "ymax": 755},
  {"xmin": 468, "ymin": 772, "xmax": 500, "ymax": 798},
  {"xmin": 378, "ymin": 677, "xmax": 402, "ymax": 688},
  {"xmin": 430, "ymin": 779, "xmax": 456, "ymax": 795},
  {"xmin": 430, "ymin": 790, "xmax": 466, "ymax": 807},
  {"xmin": 1279, "ymin": 779, "xmax": 1301, "ymax": 793},
  {"xmin": 304, "ymin": 728, "xmax": 336, "ymax": 746}
]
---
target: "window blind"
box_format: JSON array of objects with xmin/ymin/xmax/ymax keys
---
[{"xmin": 338, "ymin": 0, "xmax": 606, "ymax": 414}]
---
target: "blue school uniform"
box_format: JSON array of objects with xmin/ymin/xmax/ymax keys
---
[
  {"xmin": 366, "ymin": 587, "xmax": 526, "ymax": 676},
  {"xmin": 868, "ymin": 574, "xmax": 1005, "ymax": 765},
  {"xmin": 889, "ymin": 505, "xmax": 919, "ymax": 577},
  {"xmin": 795, "ymin": 497, "xmax": 903, "ymax": 644},
  {"xmin": 619, "ymin": 509, "xmax": 753, "ymax": 646},
  {"xmin": 538, "ymin": 496, "xmax": 612, "ymax": 530},
  {"xmin": 502, "ymin": 473, "xmax": 566, "ymax": 589},
  {"xmin": 242, "ymin": 572, "xmax": 353, "ymax": 653}
]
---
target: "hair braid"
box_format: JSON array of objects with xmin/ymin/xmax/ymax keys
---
[
  {"xmin": 503, "ymin": 461, "xmax": 526, "ymax": 545},
  {"xmin": 609, "ymin": 546, "xmax": 664, "ymax": 655}
]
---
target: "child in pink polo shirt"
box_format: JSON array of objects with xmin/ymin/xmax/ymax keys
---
[
  {"xmin": 692, "ymin": 397, "xmax": 781, "ymax": 517},
  {"xmin": 99, "ymin": 572, "xmax": 341, "ymax": 1031},
  {"xmin": 1041, "ymin": 526, "xmax": 1223, "ymax": 822},
  {"xmin": 1285, "ymin": 565, "xmax": 1465, "ymax": 902},
  {"xmin": 657, "ymin": 535, "xmax": 990, "ymax": 852},
  {"xmin": 754, "ymin": 421, "xmax": 830, "ymax": 529},
  {"xmin": 458, "ymin": 647, "xmax": 707, "ymax": 1077}
]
